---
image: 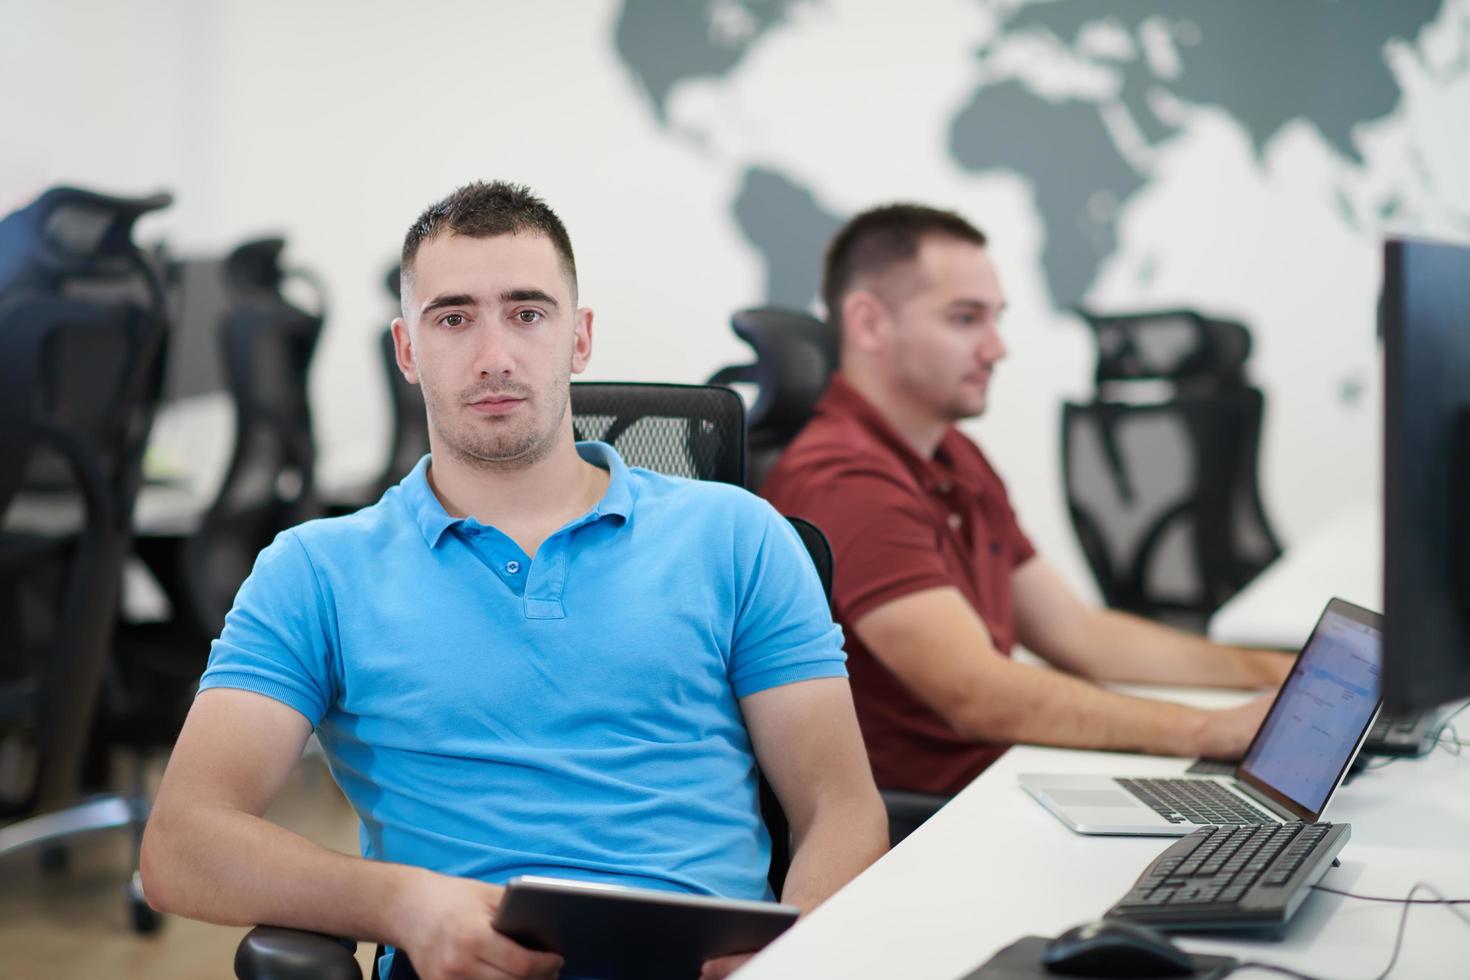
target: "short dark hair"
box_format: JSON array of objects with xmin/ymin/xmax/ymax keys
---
[
  {"xmin": 400, "ymin": 180, "xmax": 577, "ymax": 304},
  {"xmin": 821, "ymin": 203, "xmax": 987, "ymax": 330}
]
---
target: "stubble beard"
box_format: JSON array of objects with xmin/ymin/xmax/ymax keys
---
[{"xmin": 428, "ymin": 372, "xmax": 572, "ymax": 473}]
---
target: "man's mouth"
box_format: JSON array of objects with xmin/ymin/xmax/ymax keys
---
[{"xmin": 468, "ymin": 394, "xmax": 525, "ymax": 415}]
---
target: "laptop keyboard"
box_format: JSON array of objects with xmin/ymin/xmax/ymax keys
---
[{"xmin": 1115, "ymin": 777, "xmax": 1279, "ymax": 825}]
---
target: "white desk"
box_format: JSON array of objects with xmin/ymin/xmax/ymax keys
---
[
  {"xmin": 1211, "ymin": 502, "xmax": 1381, "ymax": 650},
  {"xmin": 738, "ymin": 687, "xmax": 1470, "ymax": 979}
]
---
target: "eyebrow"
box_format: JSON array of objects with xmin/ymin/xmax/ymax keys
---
[
  {"xmin": 501, "ymin": 288, "xmax": 559, "ymax": 308},
  {"xmin": 419, "ymin": 288, "xmax": 561, "ymax": 317},
  {"xmin": 420, "ymin": 293, "xmax": 477, "ymax": 316},
  {"xmin": 948, "ymin": 298, "xmax": 1007, "ymax": 313}
]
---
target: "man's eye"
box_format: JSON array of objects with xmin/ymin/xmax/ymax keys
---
[
  {"xmin": 516, "ymin": 310, "xmax": 542, "ymax": 324},
  {"xmin": 442, "ymin": 314, "xmax": 466, "ymax": 327}
]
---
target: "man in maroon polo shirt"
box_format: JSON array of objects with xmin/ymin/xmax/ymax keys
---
[{"xmin": 761, "ymin": 204, "xmax": 1291, "ymax": 802}]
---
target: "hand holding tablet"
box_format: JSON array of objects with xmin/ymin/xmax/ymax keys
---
[{"xmin": 493, "ymin": 875, "xmax": 799, "ymax": 980}]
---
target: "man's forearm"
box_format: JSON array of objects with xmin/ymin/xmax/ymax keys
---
[
  {"xmin": 778, "ymin": 795, "xmax": 888, "ymax": 914},
  {"xmin": 1067, "ymin": 609, "xmax": 1292, "ymax": 689},
  {"xmin": 142, "ymin": 801, "xmax": 424, "ymax": 947},
  {"xmin": 951, "ymin": 655, "xmax": 1215, "ymax": 757}
]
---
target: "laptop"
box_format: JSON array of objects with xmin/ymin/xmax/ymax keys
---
[{"xmin": 1019, "ymin": 597, "xmax": 1382, "ymax": 836}]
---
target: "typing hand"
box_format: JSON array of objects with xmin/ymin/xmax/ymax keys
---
[
  {"xmin": 1197, "ymin": 693, "xmax": 1275, "ymax": 760},
  {"xmin": 398, "ymin": 872, "xmax": 563, "ymax": 980},
  {"xmin": 701, "ymin": 951, "xmax": 755, "ymax": 979}
]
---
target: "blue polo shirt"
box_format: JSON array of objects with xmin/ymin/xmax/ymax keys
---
[{"xmin": 199, "ymin": 443, "xmax": 846, "ymax": 905}]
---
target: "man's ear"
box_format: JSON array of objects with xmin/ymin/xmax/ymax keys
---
[
  {"xmin": 842, "ymin": 290, "xmax": 887, "ymax": 355},
  {"xmin": 390, "ymin": 317, "xmax": 420, "ymax": 384},
  {"xmin": 570, "ymin": 306, "xmax": 594, "ymax": 375}
]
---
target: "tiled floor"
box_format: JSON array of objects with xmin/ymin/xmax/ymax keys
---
[{"xmin": 0, "ymin": 756, "xmax": 377, "ymax": 979}]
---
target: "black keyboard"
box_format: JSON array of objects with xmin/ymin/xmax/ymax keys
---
[
  {"xmin": 1362, "ymin": 707, "xmax": 1442, "ymax": 757},
  {"xmin": 1115, "ymin": 777, "xmax": 1277, "ymax": 825},
  {"xmin": 1106, "ymin": 822, "xmax": 1349, "ymax": 934}
]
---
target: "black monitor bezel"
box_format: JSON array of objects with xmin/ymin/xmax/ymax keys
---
[{"xmin": 1382, "ymin": 237, "xmax": 1470, "ymax": 713}]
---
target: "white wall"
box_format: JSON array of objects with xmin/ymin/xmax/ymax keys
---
[{"xmin": 5, "ymin": 0, "xmax": 1468, "ymax": 597}]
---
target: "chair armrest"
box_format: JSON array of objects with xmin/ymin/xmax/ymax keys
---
[{"xmin": 234, "ymin": 925, "xmax": 362, "ymax": 980}]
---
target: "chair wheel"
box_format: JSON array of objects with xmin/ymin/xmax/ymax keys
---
[{"xmin": 126, "ymin": 873, "xmax": 163, "ymax": 935}]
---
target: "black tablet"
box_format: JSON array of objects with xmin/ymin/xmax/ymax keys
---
[{"xmin": 494, "ymin": 875, "xmax": 799, "ymax": 980}]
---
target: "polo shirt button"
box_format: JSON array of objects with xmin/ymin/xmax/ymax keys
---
[
  {"xmin": 947, "ymin": 513, "xmax": 962, "ymax": 531},
  {"xmin": 937, "ymin": 481, "xmax": 954, "ymax": 493},
  {"xmin": 506, "ymin": 560, "xmax": 521, "ymax": 574}
]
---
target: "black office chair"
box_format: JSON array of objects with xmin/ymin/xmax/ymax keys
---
[
  {"xmin": 110, "ymin": 237, "xmax": 325, "ymax": 766},
  {"xmin": 1063, "ymin": 309, "xmax": 1283, "ymax": 631},
  {"xmin": 706, "ymin": 307, "xmax": 836, "ymax": 489},
  {"xmin": 372, "ymin": 265, "xmax": 430, "ymax": 496},
  {"xmin": 0, "ymin": 186, "xmax": 171, "ymax": 931},
  {"xmin": 322, "ymin": 264, "xmax": 426, "ymax": 515},
  {"xmin": 570, "ymin": 381, "xmax": 747, "ymax": 486},
  {"xmin": 188, "ymin": 238, "xmax": 326, "ymax": 629},
  {"xmin": 235, "ymin": 383, "xmax": 836, "ymax": 980},
  {"xmin": 373, "ymin": 326, "xmax": 428, "ymax": 494}
]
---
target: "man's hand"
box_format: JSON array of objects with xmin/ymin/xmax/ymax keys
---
[
  {"xmin": 1194, "ymin": 693, "xmax": 1276, "ymax": 760},
  {"xmin": 395, "ymin": 870, "xmax": 563, "ymax": 980},
  {"xmin": 701, "ymin": 951, "xmax": 754, "ymax": 979}
]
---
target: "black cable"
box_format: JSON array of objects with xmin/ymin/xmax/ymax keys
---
[
  {"xmin": 1436, "ymin": 722, "xmax": 1464, "ymax": 755},
  {"xmin": 1227, "ymin": 882, "xmax": 1470, "ymax": 980},
  {"xmin": 1358, "ymin": 700, "xmax": 1469, "ymax": 770},
  {"xmin": 1429, "ymin": 701, "xmax": 1470, "ymax": 756},
  {"xmin": 1366, "ymin": 883, "xmax": 1454, "ymax": 980},
  {"xmin": 1309, "ymin": 883, "xmax": 1470, "ymax": 904},
  {"xmin": 1228, "ymin": 961, "xmax": 1325, "ymax": 979}
]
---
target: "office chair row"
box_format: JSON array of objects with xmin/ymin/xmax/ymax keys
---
[
  {"xmin": 0, "ymin": 186, "xmax": 174, "ymax": 930},
  {"xmin": 0, "ymin": 187, "xmax": 329, "ymax": 932}
]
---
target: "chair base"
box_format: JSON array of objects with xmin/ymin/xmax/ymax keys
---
[{"xmin": 0, "ymin": 794, "xmax": 146, "ymax": 858}]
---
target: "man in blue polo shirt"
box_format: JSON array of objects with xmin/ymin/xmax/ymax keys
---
[{"xmin": 141, "ymin": 181, "xmax": 888, "ymax": 980}]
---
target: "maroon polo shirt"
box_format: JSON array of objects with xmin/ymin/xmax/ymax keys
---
[{"xmin": 760, "ymin": 374, "xmax": 1036, "ymax": 796}]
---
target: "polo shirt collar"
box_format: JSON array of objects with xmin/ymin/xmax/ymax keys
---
[
  {"xmin": 818, "ymin": 373, "xmax": 987, "ymax": 497},
  {"xmin": 399, "ymin": 441, "xmax": 635, "ymax": 549}
]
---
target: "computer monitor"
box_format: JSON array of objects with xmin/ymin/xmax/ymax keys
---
[{"xmin": 1381, "ymin": 236, "xmax": 1470, "ymax": 713}]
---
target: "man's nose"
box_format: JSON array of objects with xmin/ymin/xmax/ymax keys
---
[
  {"xmin": 474, "ymin": 322, "xmax": 515, "ymax": 377},
  {"xmin": 979, "ymin": 326, "xmax": 1007, "ymax": 365}
]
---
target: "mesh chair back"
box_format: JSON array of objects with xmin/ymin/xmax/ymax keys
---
[
  {"xmin": 1066, "ymin": 307, "xmax": 1280, "ymax": 629},
  {"xmin": 1062, "ymin": 389, "xmax": 1281, "ymax": 630},
  {"xmin": 0, "ymin": 186, "xmax": 171, "ymax": 305},
  {"xmin": 1075, "ymin": 307, "xmax": 1251, "ymax": 394},
  {"xmin": 570, "ymin": 382, "xmax": 746, "ymax": 486},
  {"xmin": 181, "ymin": 238, "xmax": 324, "ymax": 633},
  {"xmin": 707, "ymin": 307, "xmax": 836, "ymax": 488},
  {"xmin": 0, "ymin": 189, "xmax": 170, "ymax": 812}
]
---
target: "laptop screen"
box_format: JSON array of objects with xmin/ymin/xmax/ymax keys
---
[{"xmin": 1236, "ymin": 599, "xmax": 1383, "ymax": 819}]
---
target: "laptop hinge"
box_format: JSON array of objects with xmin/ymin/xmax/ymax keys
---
[{"xmin": 1238, "ymin": 783, "xmax": 1300, "ymax": 822}]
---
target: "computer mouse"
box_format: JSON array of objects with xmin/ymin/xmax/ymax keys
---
[{"xmin": 1041, "ymin": 919, "xmax": 1196, "ymax": 977}]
